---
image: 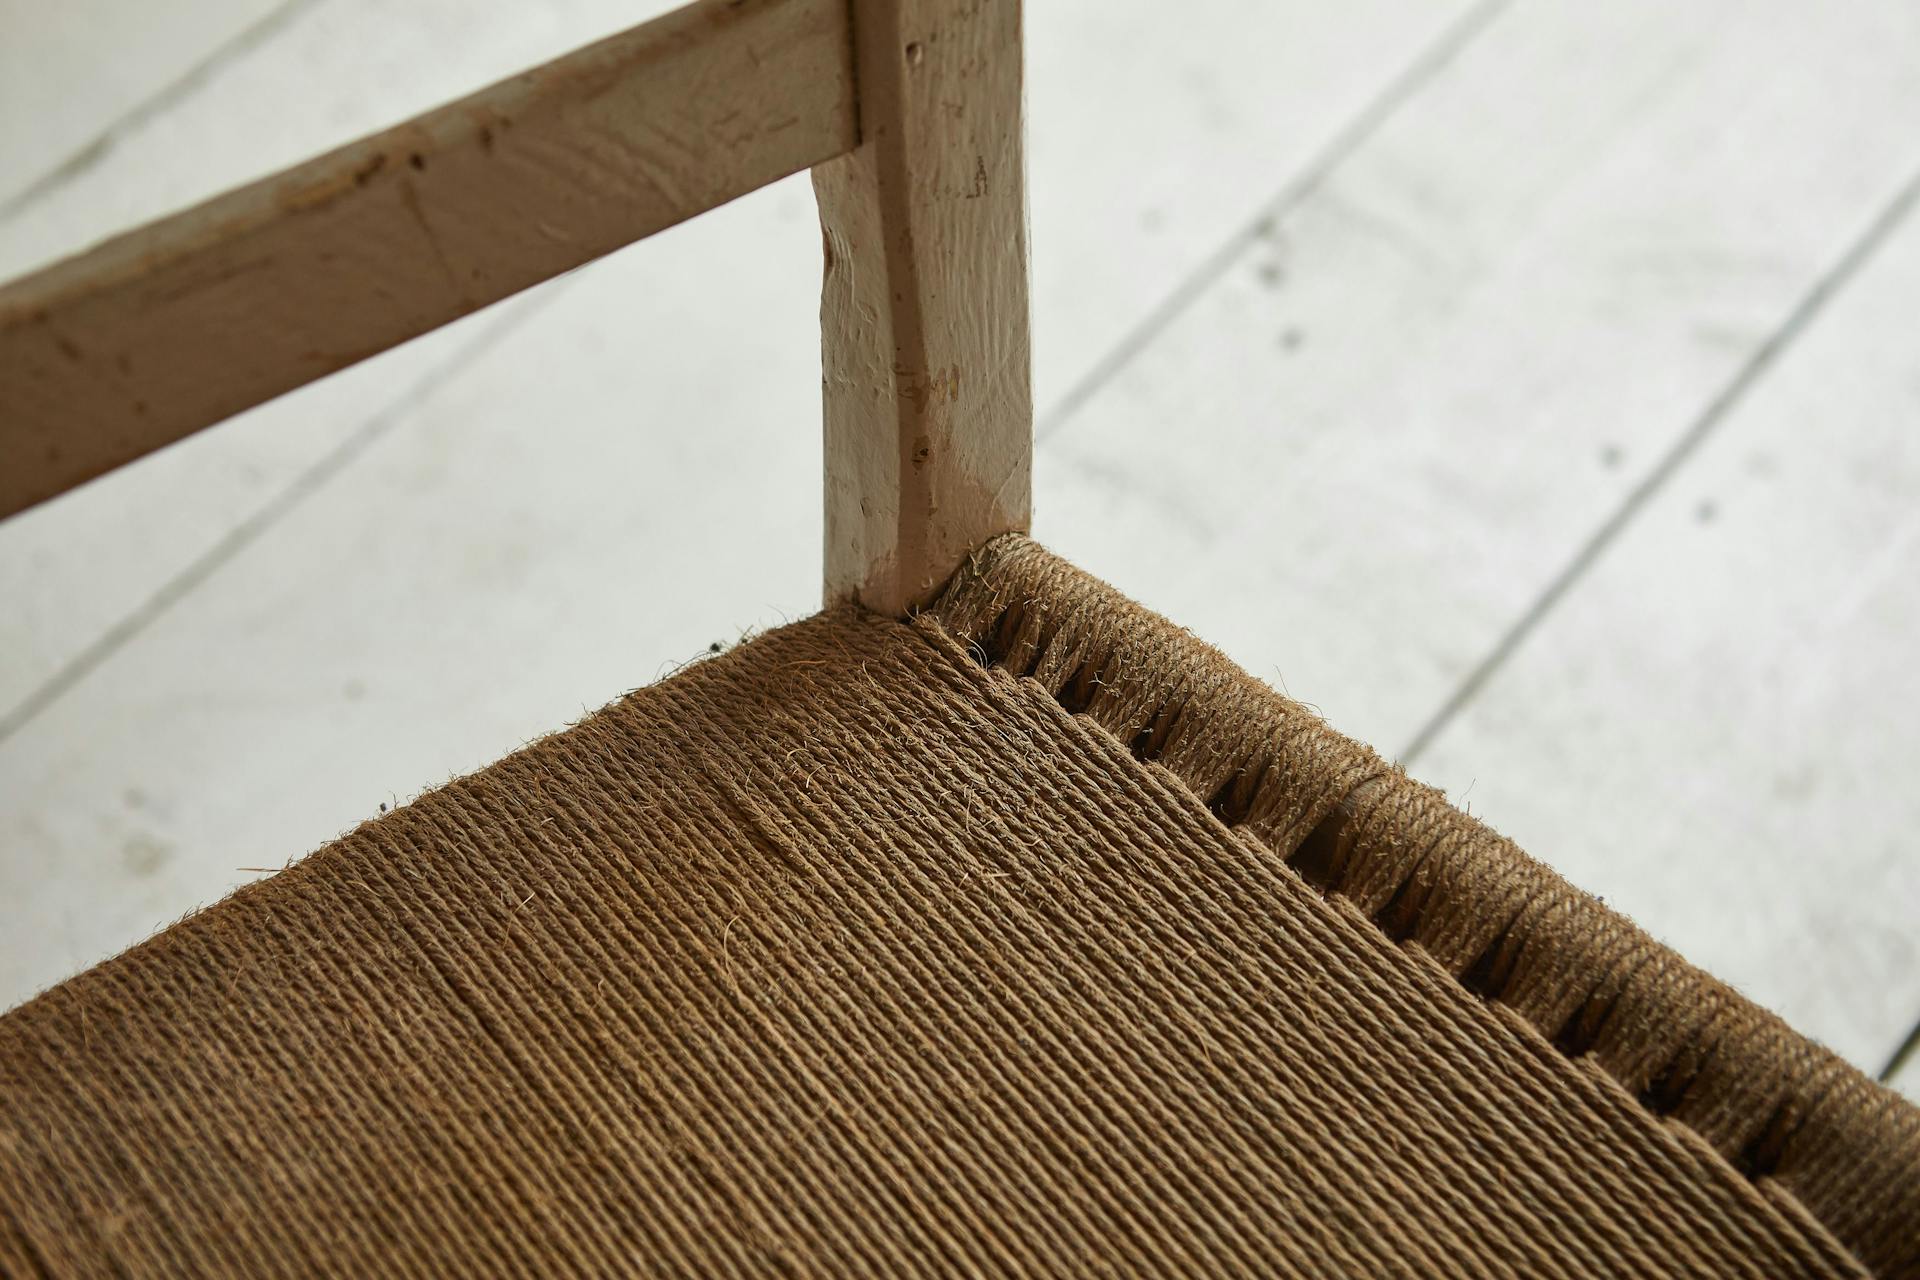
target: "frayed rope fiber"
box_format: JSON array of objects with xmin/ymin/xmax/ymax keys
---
[{"xmin": 1, "ymin": 535, "xmax": 1913, "ymax": 1277}]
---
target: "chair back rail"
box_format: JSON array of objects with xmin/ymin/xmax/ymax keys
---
[{"xmin": 0, "ymin": 0, "xmax": 1030, "ymax": 613}]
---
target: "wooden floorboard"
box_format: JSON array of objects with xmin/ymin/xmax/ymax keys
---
[
  {"xmin": 1415, "ymin": 192, "xmax": 1920, "ymax": 1071},
  {"xmin": 1029, "ymin": 0, "xmax": 1920, "ymax": 1070},
  {"xmin": 0, "ymin": 0, "xmax": 289, "ymax": 210}
]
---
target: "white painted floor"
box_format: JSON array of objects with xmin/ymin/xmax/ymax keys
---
[{"xmin": 2, "ymin": 0, "xmax": 1917, "ymax": 1098}]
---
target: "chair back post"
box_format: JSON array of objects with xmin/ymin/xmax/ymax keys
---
[{"xmin": 812, "ymin": 0, "xmax": 1032, "ymax": 615}]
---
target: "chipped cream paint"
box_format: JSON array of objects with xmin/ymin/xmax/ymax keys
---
[
  {"xmin": 0, "ymin": 0, "xmax": 857, "ymax": 520},
  {"xmin": 813, "ymin": 0, "xmax": 1032, "ymax": 615}
]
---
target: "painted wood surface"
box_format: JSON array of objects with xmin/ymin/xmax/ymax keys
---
[
  {"xmin": 814, "ymin": 0, "xmax": 1031, "ymax": 613},
  {"xmin": 1030, "ymin": 0, "xmax": 1920, "ymax": 1071},
  {"xmin": 0, "ymin": 0, "xmax": 285, "ymax": 209},
  {"xmin": 0, "ymin": 0, "xmax": 855, "ymax": 519},
  {"xmin": 1412, "ymin": 195, "xmax": 1920, "ymax": 1073}
]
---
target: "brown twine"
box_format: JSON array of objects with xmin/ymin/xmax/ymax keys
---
[
  {"xmin": 0, "ymin": 533, "xmax": 1911, "ymax": 1277},
  {"xmin": 929, "ymin": 534, "xmax": 1920, "ymax": 1277}
]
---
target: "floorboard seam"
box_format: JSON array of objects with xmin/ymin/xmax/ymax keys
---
[
  {"xmin": 1399, "ymin": 161, "xmax": 1920, "ymax": 768},
  {"xmin": 0, "ymin": 284, "xmax": 570, "ymax": 744},
  {"xmin": 1034, "ymin": 0, "xmax": 1513, "ymax": 442},
  {"xmin": 0, "ymin": 0, "xmax": 324, "ymax": 223}
]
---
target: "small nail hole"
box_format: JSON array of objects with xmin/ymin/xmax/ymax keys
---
[{"xmin": 905, "ymin": 41, "xmax": 925, "ymax": 65}]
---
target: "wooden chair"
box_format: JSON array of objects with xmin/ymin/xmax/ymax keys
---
[{"xmin": 2, "ymin": 2, "xmax": 1916, "ymax": 1274}]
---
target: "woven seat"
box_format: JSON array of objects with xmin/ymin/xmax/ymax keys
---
[{"xmin": 3, "ymin": 537, "xmax": 1913, "ymax": 1277}]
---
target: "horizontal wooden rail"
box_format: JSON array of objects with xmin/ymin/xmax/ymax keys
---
[{"xmin": 0, "ymin": 0, "xmax": 855, "ymax": 520}]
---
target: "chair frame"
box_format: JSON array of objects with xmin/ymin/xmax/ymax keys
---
[{"xmin": 0, "ymin": 0, "xmax": 1032, "ymax": 615}]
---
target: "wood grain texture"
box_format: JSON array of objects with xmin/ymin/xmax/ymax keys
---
[
  {"xmin": 0, "ymin": 0, "xmax": 855, "ymax": 520},
  {"xmin": 0, "ymin": 0, "xmax": 284, "ymax": 210},
  {"xmin": 1031, "ymin": 0, "xmax": 1920, "ymax": 1074},
  {"xmin": 1412, "ymin": 196, "xmax": 1920, "ymax": 1073},
  {"xmin": 813, "ymin": 0, "xmax": 1032, "ymax": 615}
]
